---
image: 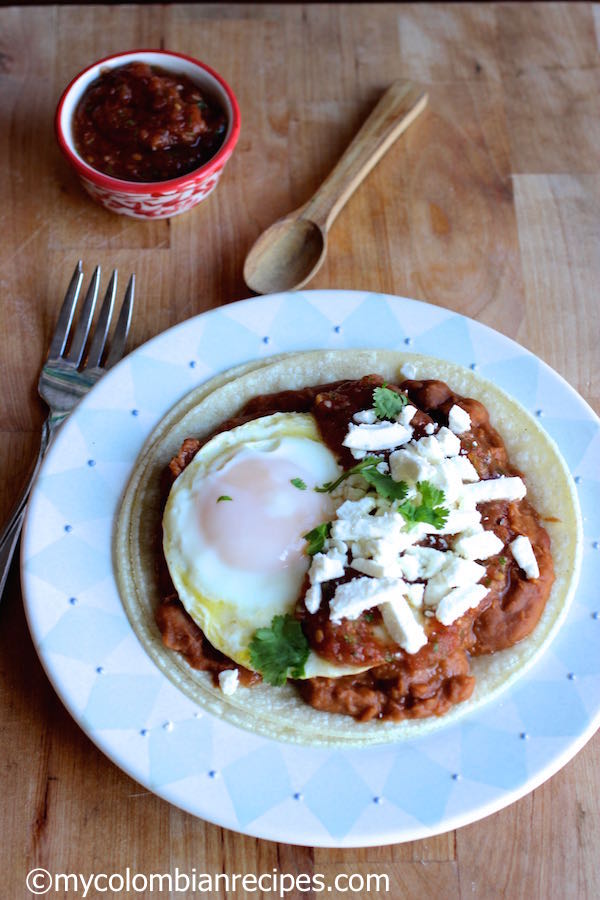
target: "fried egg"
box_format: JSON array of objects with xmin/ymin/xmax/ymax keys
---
[{"xmin": 163, "ymin": 412, "xmax": 368, "ymax": 678}]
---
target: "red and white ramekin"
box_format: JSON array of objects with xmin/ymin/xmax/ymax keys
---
[{"xmin": 55, "ymin": 49, "xmax": 241, "ymax": 220}]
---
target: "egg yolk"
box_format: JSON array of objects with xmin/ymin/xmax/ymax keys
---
[{"xmin": 198, "ymin": 454, "xmax": 334, "ymax": 573}]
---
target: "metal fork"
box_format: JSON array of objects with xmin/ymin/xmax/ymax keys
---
[{"xmin": 0, "ymin": 261, "xmax": 135, "ymax": 598}]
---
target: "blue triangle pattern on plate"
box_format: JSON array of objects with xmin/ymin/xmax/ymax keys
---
[
  {"xmin": 571, "ymin": 550, "xmax": 600, "ymax": 609},
  {"xmin": 460, "ymin": 723, "xmax": 528, "ymax": 788},
  {"xmin": 410, "ymin": 314, "xmax": 476, "ymax": 367},
  {"xmin": 331, "ymin": 294, "xmax": 408, "ymax": 348},
  {"xmin": 384, "ymin": 746, "xmax": 455, "ymax": 825},
  {"xmin": 267, "ymin": 297, "xmax": 334, "ymax": 349},
  {"xmin": 193, "ymin": 309, "xmax": 262, "ymax": 370},
  {"xmin": 42, "ymin": 607, "xmax": 129, "ymax": 662},
  {"xmin": 301, "ymin": 753, "xmax": 373, "ymax": 838},
  {"xmin": 551, "ymin": 615, "xmax": 600, "ymax": 678},
  {"xmin": 75, "ymin": 409, "xmax": 147, "ymax": 463},
  {"xmin": 222, "ymin": 746, "xmax": 291, "ymax": 827},
  {"xmin": 26, "ymin": 535, "xmax": 110, "ymax": 595},
  {"xmin": 149, "ymin": 716, "xmax": 213, "ymax": 787},
  {"xmin": 35, "ymin": 466, "xmax": 119, "ymax": 524},
  {"xmin": 479, "ymin": 355, "xmax": 540, "ymax": 407},
  {"xmin": 534, "ymin": 358, "xmax": 584, "ymax": 414},
  {"xmin": 83, "ymin": 674, "xmax": 163, "ymax": 730},
  {"xmin": 532, "ymin": 417, "xmax": 599, "ymax": 471},
  {"xmin": 129, "ymin": 356, "xmax": 198, "ymax": 415},
  {"xmin": 222, "ymin": 294, "xmax": 287, "ymax": 335},
  {"xmin": 300, "ymin": 289, "xmax": 369, "ymax": 325},
  {"xmin": 576, "ymin": 478, "xmax": 600, "ymax": 524},
  {"xmin": 510, "ymin": 680, "xmax": 590, "ymax": 737}
]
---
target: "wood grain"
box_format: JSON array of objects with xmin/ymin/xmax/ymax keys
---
[
  {"xmin": 243, "ymin": 80, "xmax": 428, "ymax": 293},
  {"xmin": 1, "ymin": 4, "xmax": 598, "ymax": 899}
]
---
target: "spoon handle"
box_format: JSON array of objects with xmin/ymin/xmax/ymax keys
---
[{"xmin": 303, "ymin": 81, "xmax": 428, "ymax": 231}]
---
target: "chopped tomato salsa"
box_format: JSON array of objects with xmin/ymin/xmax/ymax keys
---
[{"xmin": 73, "ymin": 62, "xmax": 227, "ymax": 182}]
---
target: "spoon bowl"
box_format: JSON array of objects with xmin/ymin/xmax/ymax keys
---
[
  {"xmin": 243, "ymin": 80, "xmax": 428, "ymax": 295},
  {"xmin": 243, "ymin": 214, "xmax": 326, "ymax": 294}
]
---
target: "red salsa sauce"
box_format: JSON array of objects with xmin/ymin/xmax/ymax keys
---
[{"xmin": 73, "ymin": 62, "xmax": 227, "ymax": 183}]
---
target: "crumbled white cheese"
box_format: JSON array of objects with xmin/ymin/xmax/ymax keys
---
[
  {"xmin": 329, "ymin": 576, "xmax": 403, "ymax": 624},
  {"xmin": 435, "ymin": 426, "xmax": 462, "ymax": 458},
  {"xmin": 397, "ymin": 553, "xmax": 420, "ymax": 582},
  {"xmin": 336, "ymin": 496, "xmax": 377, "ymax": 520},
  {"xmin": 435, "ymin": 583, "xmax": 489, "ymax": 625},
  {"xmin": 352, "ymin": 557, "xmax": 403, "ymax": 579},
  {"xmin": 380, "ymin": 596, "xmax": 428, "ymax": 654},
  {"xmin": 401, "ymin": 363, "xmax": 417, "ymax": 379},
  {"xmin": 323, "ymin": 537, "xmax": 348, "ymax": 557},
  {"xmin": 342, "ymin": 421, "xmax": 413, "ymax": 452},
  {"xmin": 424, "ymin": 422, "xmax": 436, "ymax": 435},
  {"xmin": 353, "ymin": 408, "xmax": 378, "ymax": 424},
  {"xmin": 218, "ymin": 669, "xmax": 239, "ymax": 695},
  {"xmin": 304, "ymin": 582, "xmax": 323, "ymax": 614},
  {"xmin": 398, "ymin": 405, "xmax": 417, "ymax": 426},
  {"xmin": 447, "ymin": 455, "xmax": 480, "ymax": 483},
  {"xmin": 454, "ymin": 529, "xmax": 504, "ymax": 560},
  {"xmin": 424, "ymin": 555, "xmax": 487, "ymax": 606},
  {"xmin": 351, "ymin": 557, "xmax": 383, "ymax": 578},
  {"xmin": 462, "ymin": 476, "xmax": 526, "ymax": 505},
  {"xmin": 351, "ymin": 528, "xmax": 422, "ymax": 562},
  {"xmin": 404, "ymin": 582, "xmax": 425, "ymax": 608},
  {"xmin": 414, "ymin": 435, "xmax": 445, "ymax": 462},
  {"xmin": 310, "ymin": 552, "xmax": 346, "ymax": 584},
  {"xmin": 510, "ymin": 535, "xmax": 539, "ymax": 579},
  {"xmin": 313, "ymin": 384, "xmax": 534, "ymax": 650},
  {"xmin": 427, "ymin": 458, "xmax": 464, "ymax": 505},
  {"xmin": 331, "ymin": 476, "xmax": 369, "ymax": 503},
  {"xmin": 389, "ymin": 447, "xmax": 434, "ymax": 484},
  {"xmin": 435, "ymin": 508, "xmax": 482, "ymax": 535},
  {"xmin": 448, "ymin": 404, "xmax": 472, "ymax": 434},
  {"xmin": 331, "ymin": 511, "xmax": 405, "ymax": 542},
  {"xmin": 403, "ymin": 545, "xmax": 448, "ymax": 579}
]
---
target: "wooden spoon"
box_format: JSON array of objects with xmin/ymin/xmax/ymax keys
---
[{"xmin": 243, "ymin": 80, "xmax": 428, "ymax": 295}]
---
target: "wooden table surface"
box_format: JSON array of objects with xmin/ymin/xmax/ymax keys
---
[{"xmin": 2, "ymin": 3, "xmax": 599, "ymax": 897}]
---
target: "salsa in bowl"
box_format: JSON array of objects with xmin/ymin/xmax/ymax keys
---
[{"xmin": 55, "ymin": 50, "xmax": 240, "ymax": 219}]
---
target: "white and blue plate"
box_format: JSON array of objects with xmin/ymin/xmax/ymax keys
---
[{"xmin": 21, "ymin": 291, "xmax": 600, "ymax": 847}]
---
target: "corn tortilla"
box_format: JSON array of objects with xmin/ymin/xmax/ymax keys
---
[{"xmin": 114, "ymin": 350, "xmax": 582, "ymax": 747}]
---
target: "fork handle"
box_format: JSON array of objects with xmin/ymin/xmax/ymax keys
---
[{"xmin": 0, "ymin": 419, "xmax": 52, "ymax": 599}]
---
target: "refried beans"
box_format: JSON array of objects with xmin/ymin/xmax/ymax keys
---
[{"xmin": 155, "ymin": 375, "xmax": 554, "ymax": 722}]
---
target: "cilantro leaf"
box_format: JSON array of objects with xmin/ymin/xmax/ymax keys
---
[
  {"xmin": 290, "ymin": 477, "xmax": 307, "ymax": 490},
  {"xmin": 249, "ymin": 615, "xmax": 309, "ymax": 686},
  {"xmin": 314, "ymin": 456, "xmax": 381, "ymax": 493},
  {"xmin": 373, "ymin": 385, "xmax": 408, "ymax": 420},
  {"xmin": 398, "ymin": 480, "xmax": 448, "ymax": 530},
  {"xmin": 362, "ymin": 467, "xmax": 409, "ymax": 501},
  {"xmin": 418, "ymin": 481, "xmax": 445, "ymax": 509},
  {"xmin": 303, "ymin": 522, "xmax": 331, "ymax": 555},
  {"xmin": 217, "ymin": 495, "xmax": 232, "ymax": 503},
  {"xmin": 315, "ymin": 456, "xmax": 409, "ymax": 503}
]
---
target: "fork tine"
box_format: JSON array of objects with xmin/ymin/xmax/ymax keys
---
[
  {"xmin": 86, "ymin": 270, "xmax": 117, "ymax": 368},
  {"xmin": 65, "ymin": 265, "xmax": 101, "ymax": 366},
  {"xmin": 48, "ymin": 260, "xmax": 84, "ymax": 359},
  {"xmin": 105, "ymin": 274, "xmax": 135, "ymax": 369}
]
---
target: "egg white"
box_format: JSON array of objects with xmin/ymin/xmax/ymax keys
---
[{"xmin": 163, "ymin": 412, "xmax": 370, "ymax": 678}]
